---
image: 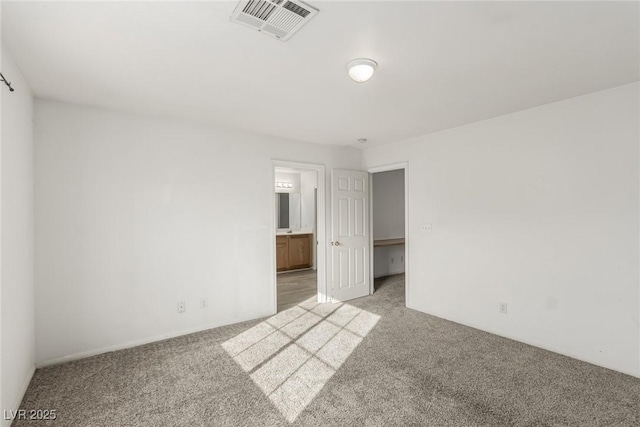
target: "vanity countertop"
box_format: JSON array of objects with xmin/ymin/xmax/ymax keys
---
[{"xmin": 276, "ymin": 229, "xmax": 313, "ymax": 236}]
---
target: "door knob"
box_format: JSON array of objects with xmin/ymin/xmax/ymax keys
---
[{"xmin": 333, "ymin": 241, "xmax": 341, "ymax": 246}]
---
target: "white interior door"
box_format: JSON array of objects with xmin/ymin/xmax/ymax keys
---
[{"xmin": 331, "ymin": 169, "xmax": 370, "ymax": 302}]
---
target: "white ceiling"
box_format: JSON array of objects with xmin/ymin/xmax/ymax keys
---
[{"xmin": 2, "ymin": 1, "xmax": 639, "ymax": 148}]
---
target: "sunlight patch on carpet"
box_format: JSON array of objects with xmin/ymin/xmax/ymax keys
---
[{"xmin": 222, "ymin": 298, "xmax": 380, "ymax": 422}]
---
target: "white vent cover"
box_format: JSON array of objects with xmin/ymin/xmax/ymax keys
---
[{"xmin": 230, "ymin": 0, "xmax": 319, "ymax": 41}]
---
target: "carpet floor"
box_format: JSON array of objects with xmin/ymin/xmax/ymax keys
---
[{"xmin": 15, "ymin": 274, "xmax": 640, "ymax": 426}]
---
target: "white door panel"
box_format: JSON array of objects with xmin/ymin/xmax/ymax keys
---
[{"xmin": 331, "ymin": 169, "xmax": 370, "ymax": 302}]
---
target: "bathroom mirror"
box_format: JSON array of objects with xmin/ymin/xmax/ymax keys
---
[{"xmin": 276, "ymin": 193, "xmax": 301, "ymax": 230}]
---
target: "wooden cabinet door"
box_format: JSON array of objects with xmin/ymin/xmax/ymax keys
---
[
  {"xmin": 276, "ymin": 236, "xmax": 289, "ymax": 272},
  {"xmin": 288, "ymin": 234, "xmax": 312, "ymax": 270}
]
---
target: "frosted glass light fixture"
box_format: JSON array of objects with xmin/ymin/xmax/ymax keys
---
[
  {"xmin": 275, "ymin": 182, "xmax": 293, "ymax": 188},
  {"xmin": 346, "ymin": 58, "xmax": 378, "ymax": 83}
]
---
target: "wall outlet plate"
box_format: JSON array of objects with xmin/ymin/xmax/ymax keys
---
[{"xmin": 177, "ymin": 301, "xmax": 186, "ymax": 313}]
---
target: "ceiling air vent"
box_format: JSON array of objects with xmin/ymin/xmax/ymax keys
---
[{"xmin": 230, "ymin": 0, "xmax": 319, "ymax": 41}]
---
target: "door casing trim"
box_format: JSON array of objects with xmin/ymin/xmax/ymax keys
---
[
  {"xmin": 272, "ymin": 160, "xmax": 327, "ymax": 314},
  {"xmin": 367, "ymin": 162, "xmax": 409, "ymax": 307}
]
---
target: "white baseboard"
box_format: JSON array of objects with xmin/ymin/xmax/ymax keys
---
[
  {"xmin": 36, "ymin": 312, "xmax": 272, "ymax": 368},
  {"xmin": 411, "ymin": 305, "xmax": 640, "ymax": 379}
]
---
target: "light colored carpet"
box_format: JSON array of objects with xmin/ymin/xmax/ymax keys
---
[{"xmin": 15, "ymin": 274, "xmax": 640, "ymax": 426}]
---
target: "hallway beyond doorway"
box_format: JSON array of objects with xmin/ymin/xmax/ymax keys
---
[{"xmin": 277, "ymin": 269, "xmax": 317, "ymax": 312}]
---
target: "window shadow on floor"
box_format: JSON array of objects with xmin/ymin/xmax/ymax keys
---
[{"xmin": 222, "ymin": 296, "xmax": 380, "ymax": 422}]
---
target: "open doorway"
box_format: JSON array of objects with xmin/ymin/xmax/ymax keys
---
[
  {"xmin": 370, "ymin": 165, "xmax": 407, "ymax": 304},
  {"xmin": 272, "ymin": 161, "xmax": 326, "ymax": 312}
]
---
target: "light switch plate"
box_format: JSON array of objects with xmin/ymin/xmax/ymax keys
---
[
  {"xmin": 420, "ymin": 223, "xmax": 432, "ymax": 233},
  {"xmin": 499, "ymin": 302, "xmax": 508, "ymax": 314}
]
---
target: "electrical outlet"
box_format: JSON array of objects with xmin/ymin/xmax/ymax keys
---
[
  {"xmin": 499, "ymin": 302, "xmax": 508, "ymax": 314},
  {"xmin": 177, "ymin": 301, "xmax": 186, "ymax": 313},
  {"xmin": 200, "ymin": 298, "xmax": 208, "ymax": 309}
]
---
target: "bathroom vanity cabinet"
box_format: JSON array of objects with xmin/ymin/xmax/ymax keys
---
[{"xmin": 276, "ymin": 233, "xmax": 313, "ymax": 272}]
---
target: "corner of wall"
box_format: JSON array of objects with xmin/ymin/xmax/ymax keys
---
[{"xmin": 1, "ymin": 43, "xmax": 36, "ymax": 421}]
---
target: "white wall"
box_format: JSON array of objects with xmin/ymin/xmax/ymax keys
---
[
  {"xmin": 275, "ymin": 170, "xmax": 316, "ymax": 233},
  {"xmin": 1, "ymin": 46, "xmax": 35, "ymax": 424},
  {"xmin": 34, "ymin": 99, "xmax": 361, "ymax": 365},
  {"xmin": 275, "ymin": 172, "xmax": 302, "ymax": 229},
  {"xmin": 372, "ymin": 169, "xmax": 405, "ymax": 278},
  {"xmin": 373, "ymin": 246, "xmax": 405, "ymax": 278},
  {"xmin": 274, "ymin": 171, "xmax": 300, "ymax": 194},
  {"xmin": 363, "ymin": 82, "xmax": 640, "ymax": 377},
  {"xmin": 300, "ymin": 171, "xmax": 317, "ymax": 232},
  {"xmin": 300, "ymin": 170, "xmax": 317, "ymax": 268},
  {"xmin": 372, "ymin": 169, "xmax": 405, "ymax": 240}
]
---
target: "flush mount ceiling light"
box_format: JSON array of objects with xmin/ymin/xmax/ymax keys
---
[{"xmin": 346, "ymin": 58, "xmax": 378, "ymax": 83}]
